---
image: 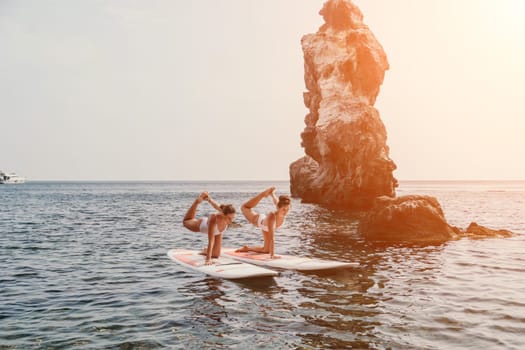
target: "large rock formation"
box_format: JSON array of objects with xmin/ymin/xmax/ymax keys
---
[
  {"xmin": 290, "ymin": 0, "xmax": 397, "ymax": 210},
  {"xmin": 290, "ymin": 0, "xmax": 514, "ymax": 242}
]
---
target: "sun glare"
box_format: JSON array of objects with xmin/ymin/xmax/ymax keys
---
[{"xmin": 483, "ymin": 0, "xmax": 525, "ymax": 34}]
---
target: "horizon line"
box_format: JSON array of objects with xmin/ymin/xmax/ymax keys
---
[{"xmin": 19, "ymin": 179, "xmax": 525, "ymax": 183}]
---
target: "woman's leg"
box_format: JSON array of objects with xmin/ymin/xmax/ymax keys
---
[
  {"xmin": 235, "ymin": 231, "xmax": 270, "ymax": 253},
  {"xmin": 200, "ymin": 235, "xmax": 222, "ymax": 258},
  {"xmin": 182, "ymin": 192, "xmax": 208, "ymax": 232},
  {"xmin": 235, "ymin": 245, "xmax": 269, "ymax": 253},
  {"xmin": 241, "ymin": 187, "xmax": 275, "ymax": 226}
]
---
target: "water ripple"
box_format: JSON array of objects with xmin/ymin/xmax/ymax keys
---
[{"xmin": 1, "ymin": 181, "xmax": 524, "ymax": 349}]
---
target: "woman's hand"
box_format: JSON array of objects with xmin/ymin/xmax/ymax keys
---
[{"xmin": 204, "ymin": 259, "xmax": 214, "ymax": 266}]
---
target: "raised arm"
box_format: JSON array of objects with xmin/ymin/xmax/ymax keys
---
[
  {"xmin": 269, "ymin": 188, "xmax": 279, "ymax": 207},
  {"xmin": 205, "ymin": 194, "xmax": 223, "ymax": 212}
]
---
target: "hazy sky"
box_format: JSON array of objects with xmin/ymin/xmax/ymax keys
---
[{"xmin": 1, "ymin": 0, "xmax": 524, "ymax": 181}]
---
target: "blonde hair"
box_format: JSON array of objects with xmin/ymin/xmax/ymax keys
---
[
  {"xmin": 220, "ymin": 204, "xmax": 236, "ymax": 215},
  {"xmin": 277, "ymin": 195, "xmax": 291, "ymax": 208}
]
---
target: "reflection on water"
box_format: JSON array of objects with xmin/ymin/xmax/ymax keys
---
[{"xmin": 288, "ymin": 205, "xmax": 379, "ymax": 347}]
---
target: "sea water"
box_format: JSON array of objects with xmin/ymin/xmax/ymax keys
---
[{"xmin": 1, "ymin": 181, "xmax": 524, "ymax": 349}]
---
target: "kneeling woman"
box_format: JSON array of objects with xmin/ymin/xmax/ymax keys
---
[
  {"xmin": 182, "ymin": 192, "xmax": 236, "ymax": 265},
  {"xmin": 237, "ymin": 187, "xmax": 291, "ymax": 258}
]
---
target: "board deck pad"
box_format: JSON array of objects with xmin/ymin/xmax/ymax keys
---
[
  {"xmin": 167, "ymin": 249, "xmax": 279, "ymax": 279},
  {"xmin": 223, "ymin": 248, "xmax": 359, "ymax": 271}
]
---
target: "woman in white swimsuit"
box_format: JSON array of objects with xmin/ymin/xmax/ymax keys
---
[
  {"xmin": 183, "ymin": 192, "xmax": 236, "ymax": 265},
  {"xmin": 237, "ymin": 187, "xmax": 291, "ymax": 258}
]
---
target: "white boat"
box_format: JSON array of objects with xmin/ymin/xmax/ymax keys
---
[{"xmin": 0, "ymin": 171, "xmax": 26, "ymax": 184}]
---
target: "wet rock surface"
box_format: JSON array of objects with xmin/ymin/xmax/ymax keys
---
[{"xmin": 290, "ymin": 0, "xmax": 397, "ymax": 211}]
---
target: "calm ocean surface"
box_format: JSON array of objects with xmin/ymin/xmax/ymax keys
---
[{"xmin": 1, "ymin": 181, "xmax": 524, "ymax": 349}]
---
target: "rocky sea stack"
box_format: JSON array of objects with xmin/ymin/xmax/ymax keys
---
[
  {"xmin": 289, "ymin": 0, "xmax": 513, "ymax": 242},
  {"xmin": 289, "ymin": 0, "xmax": 397, "ymax": 211}
]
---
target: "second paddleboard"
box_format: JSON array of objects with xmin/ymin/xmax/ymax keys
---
[{"xmin": 223, "ymin": 248, "xmax": 359, "ymax": 271}]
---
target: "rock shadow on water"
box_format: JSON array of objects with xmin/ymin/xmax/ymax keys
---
[{"xmin": 284, "ymin": 206, "xmax": 403, "ymax": 348}]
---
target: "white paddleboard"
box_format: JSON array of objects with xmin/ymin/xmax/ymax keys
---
[
  {"xmin": 167, "ymin": 249, "xmax": 278, "ymax": 279},
  {"xmin": 223, "ymin": 248, "xmax": 359, "ymax": 271}
]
